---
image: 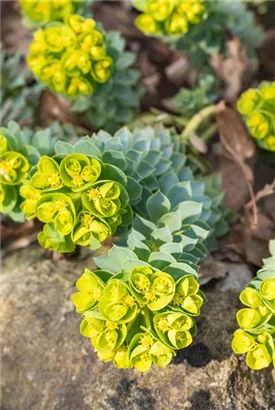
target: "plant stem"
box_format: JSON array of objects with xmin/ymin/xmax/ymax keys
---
[
  {"xmin": 201, "ymin": 122, "xmax": 218, "ymax": 141},
  {"xmin": 181, "ymin": 104, "xmax": 217, "ymax": 143}
]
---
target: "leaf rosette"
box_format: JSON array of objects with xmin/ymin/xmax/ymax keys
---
[{"xmin": 73, "ymin": 245, "xmax": 205, "ymax": 371}]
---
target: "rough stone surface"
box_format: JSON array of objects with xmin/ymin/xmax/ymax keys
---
[{"xmin": 1, "ymin": 245, "xmax": 275, "ymax": 410}]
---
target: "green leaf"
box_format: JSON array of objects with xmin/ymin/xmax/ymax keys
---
[
  {"xmin": 55, "ymin": 141, "xmax": 73, "ymax": 155},
  {"xmin": 146, "ymin": 191, "xmax": 171, "ymax": 224},
  {"xmin": 102, "ymin": 150, "xmax": 127, "ymax": 170},
  {"xmin": 73, "ymin": 139, "xmax": 102, "ymax": 158},
  {"xmin": 101, "ymin": 163, "xmax": 127, "ymax": 186},
  {"xmin": 178, "ymin": 201, "xmax": 203, "ymax": 224},
  {"xmin": 95, "ymin": 246, "xmax": 138, "ymax": 273},
  {"xmin": 159, "ymin": 211, "xmax": 182, "ymax": 233},
  {"xmin": 116, "ymin": 52, "xmax": 136, "ymax": 70}
]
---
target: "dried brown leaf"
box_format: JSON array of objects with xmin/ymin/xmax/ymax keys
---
[
  {"xmin": 199, "ymin": 255, "xmax": 228, "ymax": 285},
  {"xmin": 219, "ymin": 158, "xmax": 250, "ymax": 211},
  {"xmin": 211, "ymin": 37, "xmax": 257, "ymax": 103},
  {"xmin": 164, "ymin": 56, "xmax": 190, "ymax": 86},
  {"xmin": 216, "ymin": 101, "xmax": 255, "ymax": 160}
]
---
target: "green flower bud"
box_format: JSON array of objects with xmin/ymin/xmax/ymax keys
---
[
  {"xmin": 91, "ymin": 57, "xmax": 113, "ymax": 83},
  {"xmin": 40, "ymin": 60, "xmax": 67, "ymax": 94},
  {"xmin": 129, "ymin": 266, "xmax": 175, "ymax": 311},
  {"xmin": 146, "ymin": 0, "xmax": 175, "ymax": 22},
  {"xmin": 60, "ymin": 154, "xmax": 101, "ymax": 191},
  {"xmin": 99, "ymin": 279, "xmax": 138, "ymax": 323},
  {"xmin": 65, "ymin": 14, "xmax": 96, "ymax": 35},
  {"xmin": 72, "ymin": 269, "xmax": 105, "ymax": 313},
  {"xmin": 31, "ymin": 156, "xmax": 62, "ymax": 191},
  {"xmin": 80, "ymin": 30, "xmax": 104, "ymax": 53},
  {"xmin": 67, "ymin": 77, "xmax": 94, "ymax": 97},
  {"xmin": 154, "ymin": 311, "xmax": 194, "ymax": 349},
  {"xmin": 62, "ymin": 50, "xmax": 91, "ymax": 77},
  {"xmin": 176, "ymin": 0, "xmax": 205, "ymax": 24},
  {"xmin": 0, "ymin": 151, "xmax": 29, "ymax": 185},
  {"xmin": 135, "ymin": 14, "xmax": 161, "ymax": 35},
  {"xmin": 232, "ymin": 329, "xmax": 255, "ymax": 354},
  {"xmin": 44, "ymin": 26, "xmax": 77, "ymax": 53},
  {"xmin": 170, "ymin": 274, "xmax": 203, "ymax": 315},
  {"xmin": 165, "ymin": 13, "xmax": 189, "ymax": 36}
]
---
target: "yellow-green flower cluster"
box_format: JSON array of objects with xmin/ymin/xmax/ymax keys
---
[
  {"xmin": 19, "ymin": 0, "xmax": 78, "ymax": 26},
  {"xmin": 73, "ymin": 263, "xmax": 203, "ymax": 372},
  {"xmin": 0, "ymin": 133, "xmax": 30, "ymax": 216},
  {"xmin": 20, "ymin": 153, "xmax": 129, "ymax": 252},
  {"xmin": 135, "ymin": 0, "xmax": 205, "ymax": 37},
  {"xmin": 232, "ymin": 240, "xmax": 275, "ymax": 370},
  {"xmin": 237, "ymin": 82, "xmax": 275, "ymax": 152},
  {"xmin": 27, "ymin": 14, "xmax": 113, "ymax": 97}
]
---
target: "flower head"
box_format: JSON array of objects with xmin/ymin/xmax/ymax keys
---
[
  {"xmin": 237, "ymin": 81, "xmax": 275, "ymax": 152},
  {"xmin": 27, "ymin": 14, "xmax": 113, "ymax": 97},
  {"xmin": 135, "ymin": 0, "xmax": 205, "ymax": 37}
]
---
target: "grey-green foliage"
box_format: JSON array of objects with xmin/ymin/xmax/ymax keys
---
[
  {"xmin": 89, "ymin": 126, "xmax": 235, "ymax": 249},
  {"xmin": 174, "ymin": 71, "xmax": 218, "ymax": 116},
  {"xmin": 0, "ymin": 50, "xmax": 44, "ymax": 126},
  {"xmin": 175, "ymin": 0, "xmax": 263, "ymax": 68},
  {"xmin": 71, "ymin": 31, "xmax": 143, "ymax": 134}
]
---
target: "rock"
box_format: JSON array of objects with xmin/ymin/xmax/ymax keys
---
[{"xmin": 1, "ymin": 245, "xmax": 275, "ymax": 410}]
